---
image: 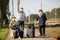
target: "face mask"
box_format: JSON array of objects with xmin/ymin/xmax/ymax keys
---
[
  {"xmin": 20, "ymin": 9, "xmax": 23, "ymax": 11},
  {"xmin": 39, "ymin": 12, "xmax": 43, "ymax": 17}
]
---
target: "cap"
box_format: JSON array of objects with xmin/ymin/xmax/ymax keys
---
[{"xmin": 11, "ymin": 16, "xmax": 16, "ymax": 19}]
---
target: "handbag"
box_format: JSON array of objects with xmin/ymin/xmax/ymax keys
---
[{"xmin": 11, "ymin": 25, "xmax": 18, "ymax": 30}]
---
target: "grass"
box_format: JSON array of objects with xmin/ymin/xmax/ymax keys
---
[
  {"xmin": 36, "ymin": 27, "xmax": 60, "ymax": 39},
  {"xmin": 46, "ymin": 27, "xmax": 60, "ymax": 38},
  {"xmin": 0, "ymin": 28, "xmax": 9, "ymax": 40}
]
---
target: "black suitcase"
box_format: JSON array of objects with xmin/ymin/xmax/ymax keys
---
[
  {"xmin": 18, "ymin": 26, "xmax": 24, "ymax": 38},
  {"xmin": 27, "ymin": 24, "xmax": 35, "ymax": 37},
  {"xmin": 19, "ymin": 31, "xmax": 24, "ymax": 38},
  {"xmin": 13, "ymin": 29, "xmax": 19, "ymax": 39}
]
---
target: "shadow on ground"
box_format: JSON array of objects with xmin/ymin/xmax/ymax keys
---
[
  {"xmin": 57, "ymin": 37, "xmax": 60, "ymax": 40},
  {"xmin": 23, "ymin": 36, "xmax": 51, "ymax": 39}
]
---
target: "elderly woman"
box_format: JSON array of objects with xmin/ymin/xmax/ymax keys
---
[
  {"xmin": 9, "ymin": 16, "xmax": 18, "ymax": 38},
  {"xmin": 37, "ymin": 9, "xmax": 47, "ymax": 37}
]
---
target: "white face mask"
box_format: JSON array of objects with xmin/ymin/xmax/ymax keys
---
[
  {"xmin": 20, "ymin": 9, "xmax": 23, "ymax": 11},
  {"xmin": 39, "ymin": 12, "xmax": 43, "ymax": 17}
]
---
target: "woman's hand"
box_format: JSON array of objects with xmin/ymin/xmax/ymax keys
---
[{"xmin": 36, "ymin": 21, "xmax": 39, "ymax": 24}]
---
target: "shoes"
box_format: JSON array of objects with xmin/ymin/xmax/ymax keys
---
[
  {"xmin": 39, "ymin": 35, "xmax": 42, "ymax": 36},
  {"xmin": 39, "ymin": 35, "xmax": 46, "ymax": 37},
  {"xmin": 42, "ymin": 35, "xmax": 45, "ymax": 37}
]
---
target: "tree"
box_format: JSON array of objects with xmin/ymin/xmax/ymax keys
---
[
  {"xmin": 56, "ymin": 8, "xmax": 60, "ymax": 18},
  {"xmin": 1, "ymin": 0, "xmax": 9, "ymax": 24},
  {"xmin": 27, "ymin": 14, "xmax": 38, "ymax": 21},
  {"xmin": 0, "ymin": 6, "xmax": 1, "ymax": 19},
  {"xmin": 45, "ymin": 11, "xmax": 51, "ymax": 19},
  {"xmin": 50, "ymin": 8, "xmax": 56, "ymax": 18},
  {"xmin": 50, "ymin": 8, "xmax": 60, "ymax": 18}
]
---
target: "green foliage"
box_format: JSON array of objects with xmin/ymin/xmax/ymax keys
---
[
  {"xmin": 45, "ymin": 7, "xmax": 60, "ymax": 19},
  {"xmin": 50, "ymin": 8, "xmax": 60, "ymax": 18},
  {"xmin": 51, "ymin": 8, "xmax": 56, "ymax": 18},
  {"xmin": 26, "ymin": 8, "xmax": 60, "ymax": 21},
  {"xmin": 27, "ymin": 14, "xmax": 38, "ymax": 21},
  {"xmin": 0, "ymin": 28, "xmax": 9, "ymax": 40},
  {"xmin": 0, "ymin": 0, "xmax": 9, "ymax": 24},
  {"xmin": 1, "ymin": 0, "xmax": 9, "ymax": 19},
  {"xmin": 30, "ymin": 14, "xmax": 38, "ymax": 21},
  {"xmin": 56, "ymin": 8, "xmax": 60, "ymax": 18},
  {"xmin": 45, "ymin": 11, "xmax": 51, "ymax": 19}
]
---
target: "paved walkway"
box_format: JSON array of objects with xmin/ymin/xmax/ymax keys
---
[{"xmin": 6, "ymin": 28, "xmax": 56, "ymax": 40}]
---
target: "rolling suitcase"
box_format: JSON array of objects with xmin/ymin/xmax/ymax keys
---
[
  {"xmin": 18, "ymin": 27, "xmax": 24, "ymax": 38},
  {"xmin": 18, "ymin": 30, "xmax": 24, "ymax": 38},
  {"xmin": 27, "ymin": 24, "xmax": 35, "ymax": 37},
  {"xmin": 13, "ymin": 29, "xmax": 19, "ymax": 39}
]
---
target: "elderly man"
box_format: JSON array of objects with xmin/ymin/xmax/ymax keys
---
[{"xmin": 17, "ymin": 0, "xmax": 26, "ymax": 38}]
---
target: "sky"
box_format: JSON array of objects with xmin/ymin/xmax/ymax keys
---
[{"xmin": 9, "ymin": 0, "xmax": 60, "ymax": 17}]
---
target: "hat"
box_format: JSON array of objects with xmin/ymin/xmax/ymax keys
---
[
  {"xmin": 20, "ymin": 8, "xmax": 24, "ymax": 10},
  {"xmin": 11, "ymin": 16, "xmax": 16, "ymax": 19},
  {"xmin": 38, "ymin": 9, "xmax": 43, "ymax": 12}
]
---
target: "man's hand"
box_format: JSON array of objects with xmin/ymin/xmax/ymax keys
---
[{"xmin": 17, "ymin": 0, "xmax": 20, "ymax": 12}]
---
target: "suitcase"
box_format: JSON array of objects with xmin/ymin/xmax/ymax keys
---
[
  {"xmin": 13, "ymin": 29, "xmax": 19, "ymax": 39},
  {"xmin": 18, "ymin": 26, "xmax": 24, "ymax": 38},
  {"xmin": 19, "ymin": 31, "xmax": 24, "ymax": 38},
  {"xmin": 27, "ymin": 24, "xmax": 35, "ymax": 37}
]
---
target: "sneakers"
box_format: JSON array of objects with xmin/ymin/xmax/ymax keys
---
[
  {"xmin": 42, "ymin": 35, "xmax": 46, "ymax": 37},
  {"xmin": 39, "ymin": 35, "xmax": 46, "ymax": 37},
  {"xmin": 39, "ymin": 35, "xmax": 42, "ymax": 36}
]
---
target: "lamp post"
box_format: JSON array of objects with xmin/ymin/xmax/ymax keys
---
[
  {"xmin": 40, "ymin": 0, "xmax": 43, "ymax": 10},
  {"xmin": 29, "ymin": 11, "xmax": 31, "ymax": 24},
  {"xmin": 12, "ymin": 0, "xmax": 14, "ymax": 16},
  {"xmin": 41, "ymin": 2, "xmax": 42, "ymax": 9},
  {"xmin": 55, "ymin": 8, "xmax": 57, "ymax": 23}
]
